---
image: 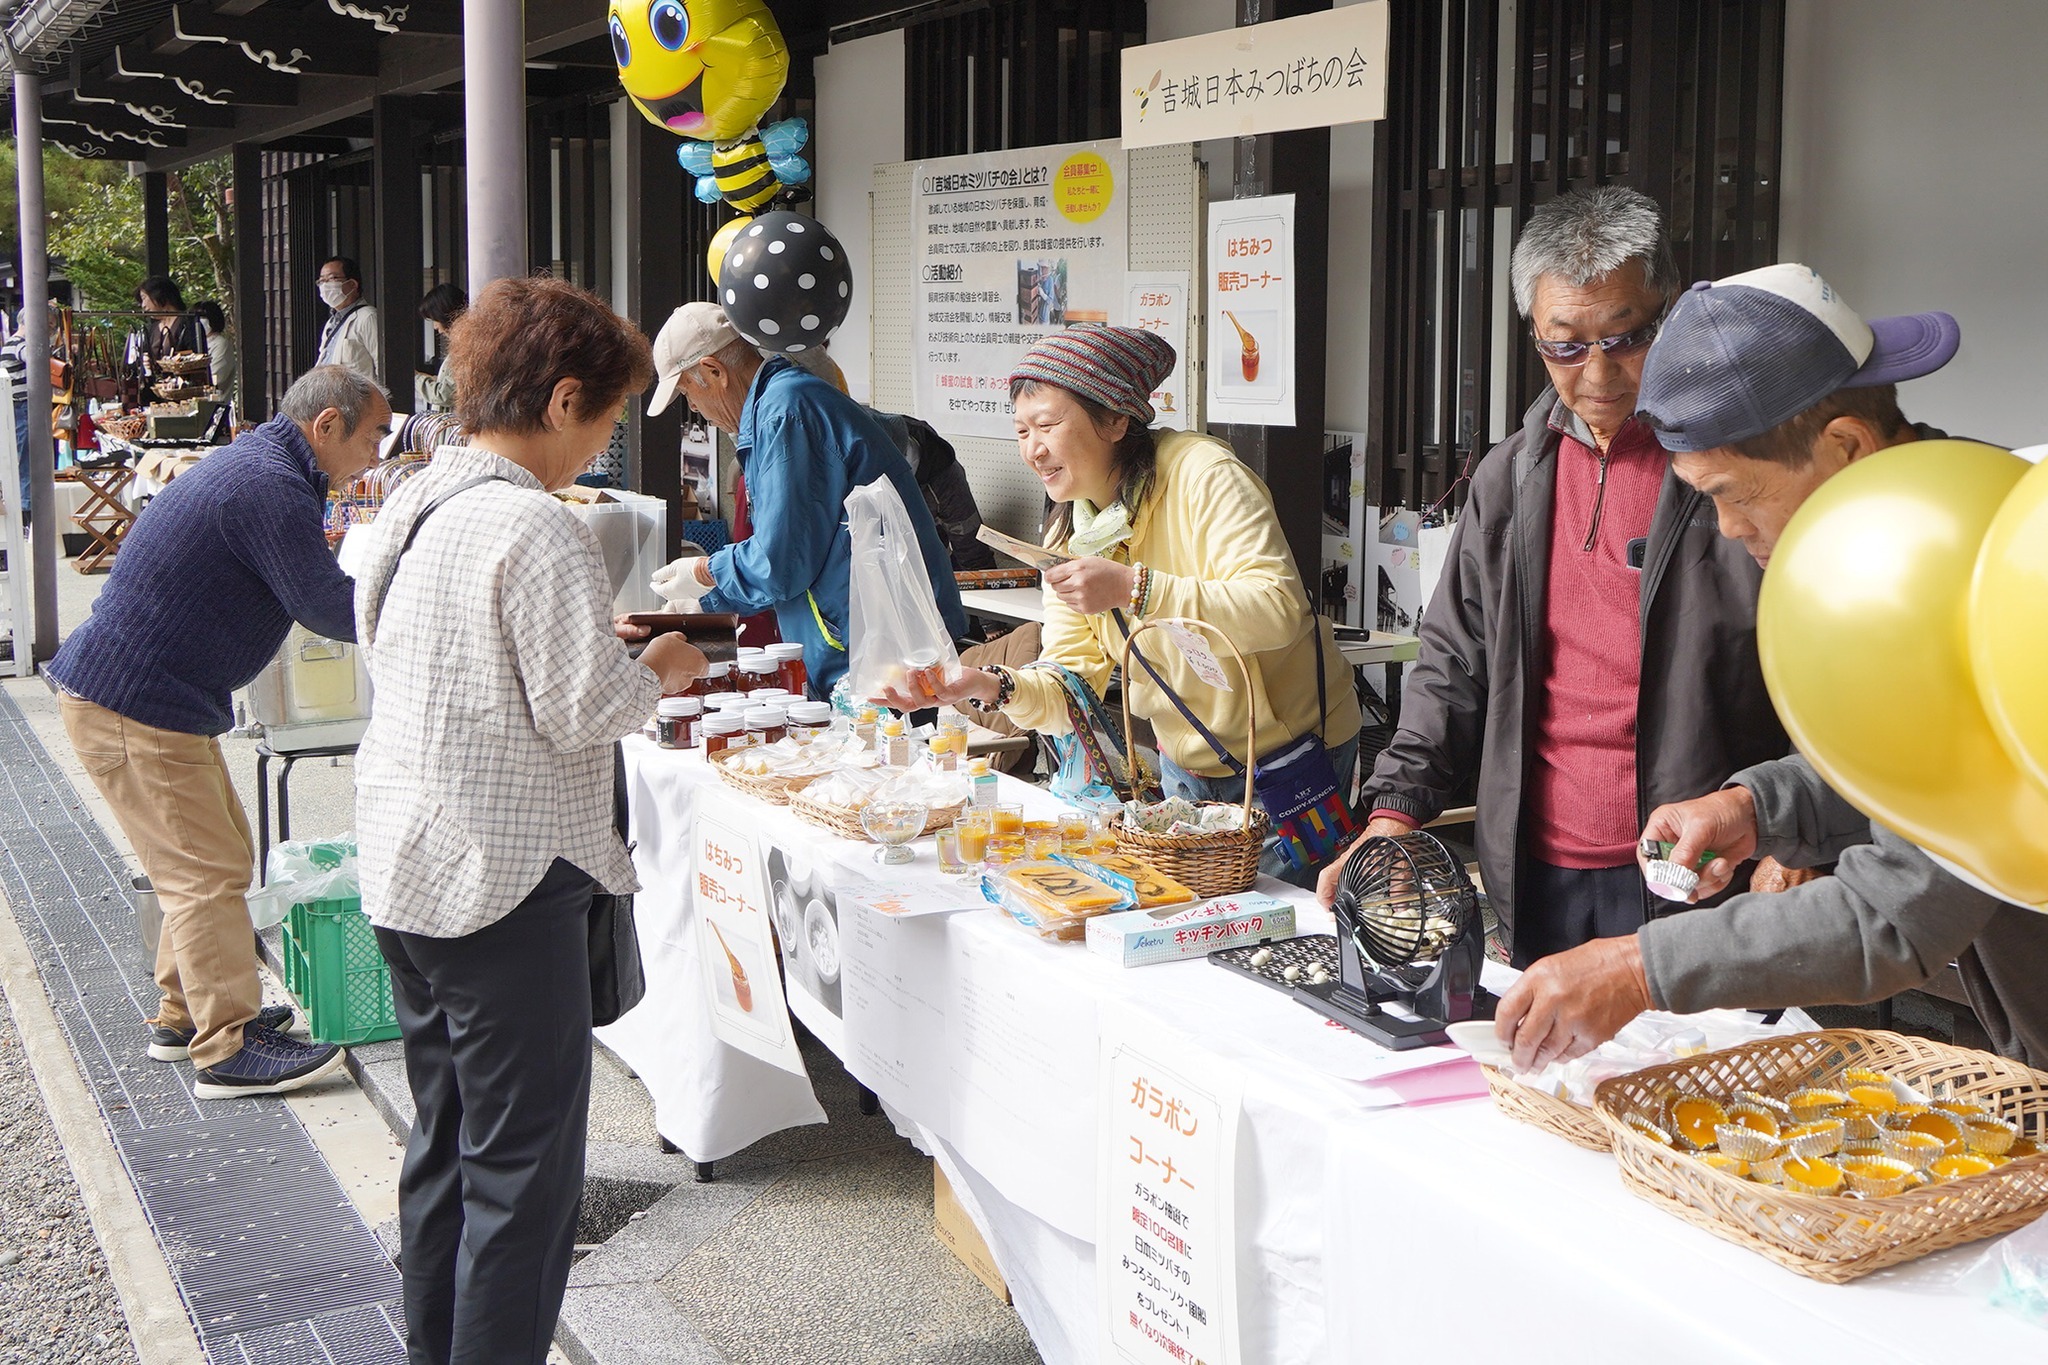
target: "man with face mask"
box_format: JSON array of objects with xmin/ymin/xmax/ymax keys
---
[{"xmin": 315, "ymin": 256, "xmax": 381, "ymax": 385}]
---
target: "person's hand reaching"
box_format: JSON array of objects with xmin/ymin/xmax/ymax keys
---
[
  {"xmin": 639, "ymin": 632, "xmax": 709, "ymax": 694},
  {"xmin": 870, "ymin": 665, "xmax": 1000, "ymax": 715},
  {"xmin": 1495, "ymin": 936, "xmax": 1652, "ymax": 1071},
  {"xmin": 1315, "ymin": 815, "xmax": 1417, "ymax": 906},
  {"xmin": 1042, "ymin": 556, "xmax": 1136, "ymax": 616},
  {"xmin": 1636, "ymin": 786, "xmax": 1761, "ymax": 903}
]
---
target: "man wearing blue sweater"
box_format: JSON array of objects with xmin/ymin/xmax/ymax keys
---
[{"xmin": 48, "ymin": 366, "xmax": 390, "ymax": 1098}]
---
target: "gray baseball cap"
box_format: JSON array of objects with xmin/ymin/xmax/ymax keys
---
[{"xmin": 1637, "ymin": 263, "xmax": 1960, "ymax": 452}]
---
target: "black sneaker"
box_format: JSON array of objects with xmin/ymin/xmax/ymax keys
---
[
  {"xmin": 191, "ymin": 1025, "xmax": 345, "ymax": 1100},
  {"xmin": 148, "ymin": 1004, "xmax": 297, "ymax": 1062}
]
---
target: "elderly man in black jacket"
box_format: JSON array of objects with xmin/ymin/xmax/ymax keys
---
[
  {"xmin": 1497, "ymin": 264, "xmax": 2048, "ymax": 1073},
  {"xmin": 1319, "ymin": 187, "xmax": 1787, "ymax": 965}
]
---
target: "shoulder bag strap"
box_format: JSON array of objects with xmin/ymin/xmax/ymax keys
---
[{"xmin": 365, "ymin": 473, "xmax": 509, "ymax": 628}]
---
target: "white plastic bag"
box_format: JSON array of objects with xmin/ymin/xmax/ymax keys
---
[
  {"xmin": 245, "ymin": 837, "xmax": 359, "ymax": 931},
  {"xmin": 845, "ymin": 477, "xmax": 960, "ymax": 702}
]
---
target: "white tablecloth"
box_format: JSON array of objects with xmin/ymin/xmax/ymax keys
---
[{"xmin": 606, "ymin": 739, "xmax": 2043, "ymax": 1363}]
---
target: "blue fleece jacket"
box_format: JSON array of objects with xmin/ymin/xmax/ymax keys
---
[
  {"xmin": 702, "ymin": 357, "xmax": 966, "ymax": 696},
  {"xmin": 47, "ymin": 414, "xmax": 355, "ymax": 735}
]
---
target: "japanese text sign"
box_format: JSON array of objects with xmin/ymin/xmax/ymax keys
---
[
  {"xmin": 913, "ymin": 141, "xmax": 1130, "ymax": 440},
  {"xmin": 1123, "ymin": 272, "xmax": 1194, "ymax": 432},
  {"xmin": 1099, "ymin": 1026, "xmax": 1242, "ymax": 1365},
  {"xmin": 1206, "ymin": 195, "xmax": 1296, "ymax": 426},
  {"xmin": 694, "ymin": 812, "xmax": 807, "ymax": 1075},
  {"xmin": 1119, "ymin": 5, "xmax": 1390, "ymax": 149}
]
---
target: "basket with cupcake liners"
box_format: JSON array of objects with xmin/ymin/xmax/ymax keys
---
[
  {"xmin": 708, "ymin": 752, "xmax": 826, "ymax": 805},
  {"xmin": 1481, "ymin": 1066, "xmax": 1613, "ymax": 1152},
  {"xmin": 789, "ymin": 788, "xmax": 963, "ymax": 843},
  {"xmin": 1108, "ymin": 617, "xmax": 1271, "ymax": 898},
  {"xmin": 1594, "ymin": 1029, "xmax": 2048, "ymax": 1282}
]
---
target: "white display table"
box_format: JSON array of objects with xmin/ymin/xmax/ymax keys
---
[{"xmin": 604, "ymin": 739, "xmax": 2040, "ymax": 1363}]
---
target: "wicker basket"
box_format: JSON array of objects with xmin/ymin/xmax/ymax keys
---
[
  {"xmin": 789, "ymin": 790, "xmax": 963, "ymax": 843},
  {"xmin": 1595, "ymin": 1029, "xmax": 2048, "ymax": 1282},
  {"xmin": 1113, "ymin": 617, "xmax": 1269, "ymax": 898},
  {"xmin": 708, "ymin": 752, "xmax": 822, "ymax": 806},
  {"xmin": 1482, "ymin": 1066, "xmax": 1612, "ymax": 1152}
]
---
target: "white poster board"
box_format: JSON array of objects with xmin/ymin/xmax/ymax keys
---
[
  {"xmin": 1099, "ymin": 1020, "xmax": 1243, "ymax": 1365},
  {"xmin": 912, "ymin": 140, "xmax": 1129, "ymax": 439},
  {"xmin": 1206, "ymin": 195, "xmax": 1296, "ymax": 427},
  {"xmin": 693, "ymin": 811, "xmax": 807, "ymax": 1075},
  {"xmin": 1119, "ymin": 5, "xmax": 1391, "ymax": 148},
  {"xmin": 1124, "ymin": 271, "xmax": 1194, "ymax": 431}
]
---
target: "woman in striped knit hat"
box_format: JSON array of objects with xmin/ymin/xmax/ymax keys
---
[{"xmin": 879, "ymin": 323, "xmax": 1359, "ymax": 882}]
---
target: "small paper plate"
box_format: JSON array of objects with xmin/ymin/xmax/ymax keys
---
[{"xmin": 1445, "ymin": 1019, "xmax": 1513, "ymax": 1068}]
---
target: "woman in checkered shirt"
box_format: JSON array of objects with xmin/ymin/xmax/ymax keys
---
[{"xmin": 353, "ymin": 277, "xmax": 706, "ymax": 1365}]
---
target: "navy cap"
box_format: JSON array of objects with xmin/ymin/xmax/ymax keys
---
[{"xmin": 1637, "ymin": 264, "xmax": 1960, "ymax": 453}]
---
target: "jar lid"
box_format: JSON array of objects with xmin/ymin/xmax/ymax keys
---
[
  {"xmin": 656, "ymin": 696, "xmax": 701, "ymax": 716},
  {"xmin": 747, "ymin": 688, "xmax": 794, "ymax": 702},
  {"xmin": 967, "ymin": 757, "xmax": 991, "ymax": 774},
  {"xmin": 879, "ymin": 716, "xmax": 905, "ymax": 735},
  {"xmin": 742, "ymin": 660, "xmax": 779, "ymax": 674},
  {"xmin": 787, "ymin": 701, "xmax": 834, "ymax": 723},
  {"xmin": 706, "ymin": 693, "xmax": 752, "ymax": 710},
  {"xmin": 744, "ymin": 705, "xmax": 786, "ymax": 726},
  {"xmin": 702, "ymin": 714, "xmax": 744, "ymax": 734},
  {"xmin": 703, "ymin": 660, "xmax": 732, "ymax": 677},
  {"xmin": 768, "ymin": 642, "xmax": 805, "ymax": 659}
]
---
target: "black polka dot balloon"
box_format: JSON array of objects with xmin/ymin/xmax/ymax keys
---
[{"xmin": 717, "ymin": 211, "xmax": 854, "ymax": 354}]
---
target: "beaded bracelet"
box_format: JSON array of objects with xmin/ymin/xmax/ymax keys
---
[
  {"xmin": 1128, "ymin": 562, "xmax": 1152, "ymax": 616},
  {"xmin": 968, "ymin": 665, "xmax": 1016, "ymax": 713}
]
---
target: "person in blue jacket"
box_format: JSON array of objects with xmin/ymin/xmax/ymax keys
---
[{"xmin": 641, "ymin": 303, "xmax": 965, "ymax": 697}]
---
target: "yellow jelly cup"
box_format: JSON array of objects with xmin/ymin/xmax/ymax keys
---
[
  {"xmin": 1780, "ymin": 1156, "xmax": 1845, "ymax": 1195},
  {"xmin": 1715, "ymin": 1123, "xmax": 1785, "ymax": 1163},
  {"xmin": 1840, "ymin": 1155, "xmax": 1915, "ymax": 1198},
  {"xmin": 1930, "ymin": 1153, "xmax": 1996, "ymax": 1182},
  {"xmin": 1667, "ymin": 1095, "xmax": 1727, "ymax": 1151},
  {"xmin": 1788, "ymin": 1088, "xmax": 1851, "ymax": 1122},
  {"xmin": 1881, "ymin": 1130, "xmax": 1947, "ymax": 1172},
  {"xmin": 1783, "ymin": 1118, "xmax": 1845, "ymax": 1159},
  {"xmin": 1964, "ymin": 1117, "xmax": 2020, "ymax": 1157}
]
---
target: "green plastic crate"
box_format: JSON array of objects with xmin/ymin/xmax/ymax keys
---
[{"xmin": 277, "ymin": 841, "xmax": 400, "ymax": 1046}]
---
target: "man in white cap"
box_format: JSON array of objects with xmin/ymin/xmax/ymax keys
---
[
  {"xmin": 1496, "ymin": 263, "xmax": 2048, "ymax": 1074},
  {"xmin": 638, "ymin": 302, "xmax": 964, "ymax": 698}
]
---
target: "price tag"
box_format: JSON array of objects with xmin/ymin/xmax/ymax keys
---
[{"xmin": 1160, "ymin": 622, "xmax": 1233, "ymax": 692}]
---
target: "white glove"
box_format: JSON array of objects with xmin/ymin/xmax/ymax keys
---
[{"xmin": 650, "ymin": 549, "xmax": 709, "ymax": 609}]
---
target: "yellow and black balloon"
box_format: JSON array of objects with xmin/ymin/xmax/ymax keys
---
[{"xmin": 611, "ymin": 0, "xmax": 812, "ymax": 276}]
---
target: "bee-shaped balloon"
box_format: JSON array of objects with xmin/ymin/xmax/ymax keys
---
[{"xmin": 610, "ymin": 0, "xmax": 812, "ymax": 213}]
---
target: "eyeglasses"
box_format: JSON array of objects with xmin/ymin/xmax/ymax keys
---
[{"xmin": 1530, "ymin": 316, "xmax": 1662, "ymax": 366}]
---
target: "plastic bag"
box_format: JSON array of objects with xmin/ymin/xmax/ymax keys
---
[
  {"xmin": 245, "ymin": 837, "xmax": 359, "ymax": 931},
  {"xmin": 845, "ymin": 477, "xmax": 960, "ymax": 702},
  {"xmin": 1974, "ymin": 1211, "xmax": 2048, "ymax": 1328}
]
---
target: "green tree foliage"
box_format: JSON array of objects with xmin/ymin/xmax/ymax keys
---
[{"xmin": 0, "ymin": 140, "xmax": 234, "ymax": 328}]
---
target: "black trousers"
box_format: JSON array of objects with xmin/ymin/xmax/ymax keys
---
[
  {"xmin": 1512, "ymin": 859, "xmax": 1648, "ymax": 968},
  {"xmin": 374, "ymin": 858, "xmax": 596, "ymax": 1365}
]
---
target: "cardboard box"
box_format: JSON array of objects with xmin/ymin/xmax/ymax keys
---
[
  {"xmin": 934, "ymin": 1164, "xmax": 1010, "ymax": 1305},
  {"xmin": 1085, "ymin": 893, "xmax": 1296, "ymax": 967}
]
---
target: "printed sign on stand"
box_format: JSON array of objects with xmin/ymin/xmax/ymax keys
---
[
  {"xmin": 1124, "ymin": 271, "xmax": 1194, "ymax": 431},
  {"xmin": 1119, "ymin": 5, "xmax": 1391, "ymax": 149},
  {"xmin": 912, "ymin": 140, "xmax": 1129, "ymax": 440},
  {"xmin": 1206, "ymin": 196, "xmax": 1296, "ymax": 427},
  {"xmin": 1099, "ymin": 1021, "xmax": 1242, "ymax": 1365},
  {"xmin": 693, "ymin": 812, "xmax": 807, "ymax": 1076}
]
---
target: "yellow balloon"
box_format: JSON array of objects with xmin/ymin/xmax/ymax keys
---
[
  {"xmin": 1970, "ymin": 455, "xmax": 2048, "ymax": 801},
  {"xmin": 706, "ymin": 215, "xmax": 750, "ymax": 285},
  {"xmin": 1758, "ymin": 440, "xmax": 2048, "ymax": 909},
  {"xmin": 610, "ymin": 0, "xmax": 789, "ymax": 144}
]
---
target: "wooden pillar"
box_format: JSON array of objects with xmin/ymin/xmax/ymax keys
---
[
  {"xmin": 1222, "ymin": 0, "xmax": 1331, "ymax": 585},
  {"xmin": 231, "ymin": 144, "xmax": 266, "ymax": 419},
  {"xmin": 142, "ymin": 171, "xmax": 172, "ymax": 280},
  {"xmin": 373, "ymin": 96, "xmax": 425, "ymax": 400},
  {"xmin": 624, "ymin": 111, "xmax": 687, "ymax": 558}
]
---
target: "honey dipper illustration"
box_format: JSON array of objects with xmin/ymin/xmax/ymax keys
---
[
  {"xmin": 708, "ymin": 922, "xmax": 754, "ymax": 1013},
  {"xmin": 1223, "ymin": 310, "xmax": 1260, "ymax": 382}
]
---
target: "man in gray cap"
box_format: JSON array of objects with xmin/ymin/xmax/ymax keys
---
[
  {"xmin": 634, "ymin": 302, "xmax": 964, "ymax": 698},
  {"xmin": 1496, "ymin": 263, "xmax": 2048, "ymax": 1073}
]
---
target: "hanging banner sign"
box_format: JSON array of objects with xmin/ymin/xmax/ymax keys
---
[
  {"xmin": 1098, "ymin": 1019, "xmax": 1243, "ymax": 1365},
  {"xmin": 912, "ymin": 140, "xmax": 1129, "ymax": 440},
  {"xmin": 1206, "ymin": 195, "xmax": 1296, "ymax": 427},
  {"xmin": 1123, "ymin": 271, "xmax": 1194, "ymax": 432},
  {"xmin": 694, "ymin": 811, "xmax": 807, "ymax": 1076},
  {"xmin": 1119, "ymin": 4, "xmax": 1391, "ymax": 149}
]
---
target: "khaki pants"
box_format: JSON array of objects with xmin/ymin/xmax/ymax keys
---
[{"xmin": 60, "ymin": 696, "xmax": 260, "ymax": 1068}]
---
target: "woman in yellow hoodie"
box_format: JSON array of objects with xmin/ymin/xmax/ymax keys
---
[{"xmin": 889, "ymin": 324, "xmax": 1359, "ymax": 880}]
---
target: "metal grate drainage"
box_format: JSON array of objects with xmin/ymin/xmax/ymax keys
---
[{"xmin": 0, "ymin": 687, "xmax": 405, "ymax": 1363}]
